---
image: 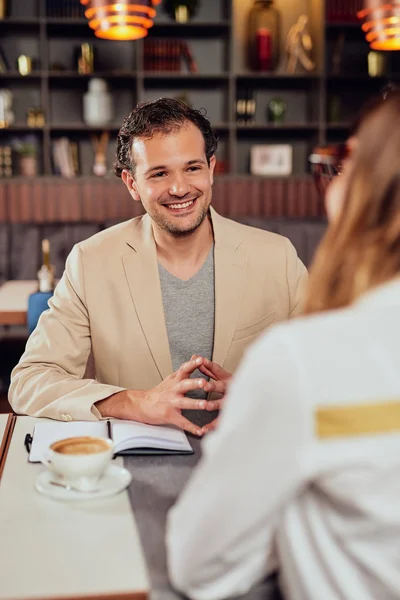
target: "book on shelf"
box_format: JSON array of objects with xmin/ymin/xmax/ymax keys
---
[
  {"xmin": 143, "ymin": 39, "xmax": 198, "ymax": 73},
  {"xmin": 46, "ymin": 0, "xmax": 86, "ymax": 18},
  {"xmin": 28, "ymin": 419, "xmax": 193, "ymax": 462},
  {"xmin": 0, "ymin": 145, "xmax": 13, "ymax": 177},
  {"xmin": 52, "ymin": 137, "xmax": 80, "ymax": 177},
  {"xmin": 236, "ymin": 90, "xmax": 256, "ymax": 126},
  {"xmin": 326, "ymin": 0, "xmax": 363, "ymax": 22}
]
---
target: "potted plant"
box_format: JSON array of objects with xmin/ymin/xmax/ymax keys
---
[{"xmin": 15, "ymin": 142, "xmax": 38, "ymax": 177}]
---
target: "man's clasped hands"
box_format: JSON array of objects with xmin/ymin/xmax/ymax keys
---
[
  {"xmin": 135, "ymin": 355, "xmax": 231, "ymax": 436},
  {"xmin": 98, "ymin": 355, "xmax": 231, "ymax": 437}
]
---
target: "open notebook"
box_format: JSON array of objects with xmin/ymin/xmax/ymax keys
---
[{"xmin": 29, "ymin": 420, "xmax": 193, "ymax": 462}]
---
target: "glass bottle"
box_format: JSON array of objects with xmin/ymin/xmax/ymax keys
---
[
  {"xmin": 37, "ymin": 239, "xmax": 55, "ymax": 293},
  {"xmin": 247, "ymin": 0, "xmax": 281, "ymax": 72},
  {"xmin": 28, "ymin": 239, "xmax": 55, "ymax": 334}
]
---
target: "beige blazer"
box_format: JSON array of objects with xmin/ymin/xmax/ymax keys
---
[{"xmin": 9, "ymin": 208, "xmax": 307, "ymax": 421}]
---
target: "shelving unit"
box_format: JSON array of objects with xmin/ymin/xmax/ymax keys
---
[{"xmin": 0, "ymin": 0, "xmax": 395, "ymax": 179}]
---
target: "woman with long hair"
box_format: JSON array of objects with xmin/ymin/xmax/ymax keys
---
[{"xmin": 166, "ymin": 92, "xmax": 400, "ymax": 600}]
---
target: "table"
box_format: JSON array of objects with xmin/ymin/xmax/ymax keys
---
[
  {"xmin": 0, "ymin": 417, "xmax": 282, "ymax": 600},
  {"xmin": 0, "ymin": 417, "xmax": 150, "ymax": 600},
  {"xmin": 0, "ymin": 280, "xmax": 37, "ymax": 325},
  {"xmin": 0, "ymin": 413, "xmax": 15, "ymax": 478},
  {"xmin": 124, "ymin": 439, "xmax": 282, "ymax": 600}
]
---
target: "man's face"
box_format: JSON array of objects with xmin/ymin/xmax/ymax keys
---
[{"xmin": 122, "ymin": 123, "xmax": 216, "ymax": 236}]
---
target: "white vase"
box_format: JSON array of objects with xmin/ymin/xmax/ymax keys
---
[{"xmin": 83, "ymin": 78, "xmax": 113, "ymax": 126}]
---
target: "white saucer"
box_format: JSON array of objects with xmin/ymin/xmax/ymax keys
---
[{"xmin": 35, "ymin": 464, "xmax": 132, "ymax": 502}]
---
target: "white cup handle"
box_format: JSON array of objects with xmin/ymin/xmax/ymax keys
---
[{"xmin": 40, "ymin": 452, "xmax": 57, "ymax": 474}]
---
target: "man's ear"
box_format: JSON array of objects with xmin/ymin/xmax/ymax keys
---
[
  {"xmin": 121, "ymin": 169, "xmax": 140, "ymax": 202},
  {"xmin": 209, "ymin": 155, "xmax": 216, "ymax": 185}
]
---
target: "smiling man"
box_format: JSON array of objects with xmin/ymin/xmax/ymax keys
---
[{"xmin": 9, "ymin": 98, "xmax": 307, "ymax": 433}]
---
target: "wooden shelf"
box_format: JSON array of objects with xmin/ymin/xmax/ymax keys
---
[
  {"xmin": 328, "ymin": 74, "xmax": 388, "ymax": 81},
  {"xmin": 0, "ymin": 17, "xmax": 41, "ymax": 26},
  {"xmin": 236, "ymin": 123, "xmax": 320, "ymax": 132},
  {"xmin": 143, "ymin": 72, "xmax": 229, "ymax": 80},
  {"xmin": 45, "ymin": 18, "xmax": 87, "ymax": 24},
  {"xmin": 327, "ymin": 122, "xmax": 351, "ymax": 129},
  {"xmin": 152, "ymin": 20, "xmax": 231, "ymax": 27},
  {"xmin": 0, "ymin": 72, "xmax": 43, "ymax": 79},
  {"xmin": 48, "ymin": 71, "xmax": 136, "ymax": 80},
  {"xmin": 237, "ymin": 72, "xmax": 320, "ymax": 81},
  {"xmin": 49, "ymin": 123, "xmax": 121, "ymax": 132},
  {"xmin": 325, "ymin": 21, "xmax": 362, "ymax": 28},
  {"xmin": 0, "ymin": 125, "xmax": 44, "ymax": 132},
  {"xmin": 149, "ymin": 20, "xmax": 231, "ymax": 36}
]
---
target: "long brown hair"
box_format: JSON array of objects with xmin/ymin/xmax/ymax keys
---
[{"xmin": 304, "ymin": 92, "xmax": 400, "ymax": 314}]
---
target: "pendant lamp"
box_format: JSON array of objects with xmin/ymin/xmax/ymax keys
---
[
  {"xmin": 357, "ymin": 0, "xmax": 400, "ymax": 50},
  {"xmin": 80, "ymin": 1, "xmax": 161, "ymax": 40}
]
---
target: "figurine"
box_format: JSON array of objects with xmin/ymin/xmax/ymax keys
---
[
  {"xmin": 286, "ymin": 15, "xmax": 316, "ymax": 74},
  {"xmin": 91, "ymin": 131, "xmax": 109, "ymax": 177}
]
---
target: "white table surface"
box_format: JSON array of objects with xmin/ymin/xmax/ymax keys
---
[
  {"xmin": 0, "ymin": 416, "xmax": 150, "ymax": 600},
  {"xmin": 0, "ymin": 280, "xmax": 38, "ymax": 325},
  {"xmin": 0, "ymin": 280, "xmax": 37, "ymax": 312}
]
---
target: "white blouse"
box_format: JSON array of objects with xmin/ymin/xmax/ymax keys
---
[{"xmin": 166, "ymin": 278, "xmax": 400, "ymax": 600}]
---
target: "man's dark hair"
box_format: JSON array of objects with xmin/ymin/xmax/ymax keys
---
[{"xmin": 114, "ymin": 97, "xmax": 219, "ymax": 177}]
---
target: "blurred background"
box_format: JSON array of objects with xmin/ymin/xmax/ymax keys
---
[{"xmin": 0, "ymin": 0, "xmax": 395, "ymax": 410}]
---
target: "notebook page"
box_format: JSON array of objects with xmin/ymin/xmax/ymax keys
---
[
  {"xmin": 112, "ymin": 420, "xmax": 192, "ymax": 453},
  {"xmin": 29, "ymin": 421, "xmax": 107, "ymax": 463}
]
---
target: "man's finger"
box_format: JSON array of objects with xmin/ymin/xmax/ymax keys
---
[
  {"xmin": 201, "ymin": 417, "xmax": 220, "ymax": 434},
  {"xmin": 203, "ymin": 379, "xmax": 227, "ymax": 395},
  {"xmin": 198, "ymin": 364, "xmax": 216, "ymax": 380},
  {"xmin": 172, "ymin": 413, "xmax": 203, "ymax": 437},
  {"xmin": 199, "ymin": 358, "xmax": 230, "ymax": 380},
  {"xmin": 171, "ymin": 397, "xmax": 209, "ymax": 411},
  {"xmin": 204, "ymin": 399, "xmax": 221, "ymax": 411},
  {"xmin": 176, "ymin": 377, "xmax": 206, "ymax": 394},
  {"xmin": 177, "ymin": 357, "xmax": 203, "ymax": 378}
]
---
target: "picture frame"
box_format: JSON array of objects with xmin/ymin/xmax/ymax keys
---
[{"xmin": 250, "ymin": 144, "xmax": 293, "ymax": 176}]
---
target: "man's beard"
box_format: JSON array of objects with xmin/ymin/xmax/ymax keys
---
[{"xmin": 150, "ymin": 197, "xmax": 210, "ymax": 237}]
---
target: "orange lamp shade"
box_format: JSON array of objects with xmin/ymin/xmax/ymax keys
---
[
  {"xmin": 80, "ymin": 1, "xmax": 161, "ymax": 40},
  {"xmin": 357, "ymin": 1, "xmax": 400, "ymax": 50}
]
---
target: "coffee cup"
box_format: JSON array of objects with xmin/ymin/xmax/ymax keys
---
[{"xmin": 41, "ymin": 436, "xmax": 113, "ymax": 492}]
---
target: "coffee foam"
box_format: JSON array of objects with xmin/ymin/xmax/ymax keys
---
[{"xmin": 51, "ymin": 436, "xmax": 110, "ymax": 455}]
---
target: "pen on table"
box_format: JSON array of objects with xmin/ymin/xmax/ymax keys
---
[
  {"xmin": 24, "ymin": 433, "xmax": 32, "ymax": 454},
  {"xmin": 106, "ymin": 419, "xmax": 113, "ymax": 441},
  {"xmin": 106, "ymin": 420, "xmax": 116, "ymax": 459}
]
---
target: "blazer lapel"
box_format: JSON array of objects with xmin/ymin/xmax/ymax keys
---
[
  {"xmin": 122, "ymin": 215, "xmax": 172, "ymax": 381},
  {"xmin": 211, "ymin": 208, "xmax": 247, "ymax": 368}
]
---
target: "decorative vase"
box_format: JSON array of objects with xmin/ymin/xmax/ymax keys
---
[
  {"xmin": 247, "ymin": 0, "xmax": 280, "ymax": 72},
  {"xmin": 20, "ymin": 155, "xmax": 37, "ymax": 177},
  {"xmin": 83, "ymin": 78, "xmax": 113, "ymax": 127},
  {"xmin": 267, "ymin": 97, "xmax": 286, "ymax": 124}
]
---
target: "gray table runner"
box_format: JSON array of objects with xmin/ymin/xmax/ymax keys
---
[{"xmin": 124, "ymin": 436, "xmax": 283, "ymax": 600}]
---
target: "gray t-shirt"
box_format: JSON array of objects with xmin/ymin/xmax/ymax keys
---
[{"xmin": 158, "ymin": 246, "xmax": 216, "ymax": 427}]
